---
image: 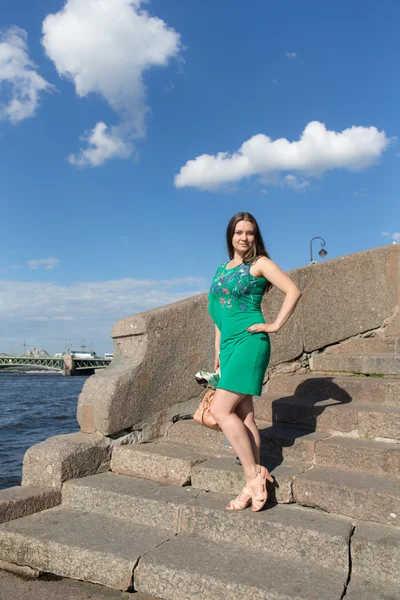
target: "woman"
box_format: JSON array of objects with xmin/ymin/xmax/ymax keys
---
[{"xmin": 208, "ymin": 212, "xmax": 302, "ymax": 512}]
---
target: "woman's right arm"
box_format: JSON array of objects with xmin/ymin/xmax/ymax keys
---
[{"xmin": 214, "ymin": 325, "xmax": 221, "ymax": 371}]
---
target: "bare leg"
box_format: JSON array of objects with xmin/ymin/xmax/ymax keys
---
[
  {"xmin": 235, "ymin": 395, "xmax": 261, "ymax": 465},
  {"xmin": 235, "ymin": 395, "xmax": 274, "ymax": 484},
  {"xmin": 210, "ymin": 388, "xmax": 273, "ymax": 511},
  {"xmin": 210, "ymin": 388, "xmax": 258, "ymax": 477}
]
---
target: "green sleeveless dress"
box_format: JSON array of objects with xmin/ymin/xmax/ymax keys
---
[{"xmin": 208, "ymin": 261, "xmax": 271, "ymax": 396}]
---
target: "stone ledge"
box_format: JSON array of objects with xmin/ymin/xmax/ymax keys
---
[
  {"xmin": 344, "ymin": 576, "xmax": 400, "ymax": 600},
  {"xmin": 191, "ymin": 457, "xmax": 302, "ymax": 504},
  {"xmin": 22, "ymin": 433, "xmax": 111, "ymax": 489},
  {"xmin": 111, "ymin": 442, "xmax": 210, "ymax": 486},
  {"xmin": 0, "ymin": 506, "xmax": 171, "ymax": 591},
  {"xmin": 351, "ymin": 521, "xmax": 400, "ymax": 585},
  {"xmin": 135, "ymin": 533, "xmax": 348, "ymax": 600},
  {"xmin": 0, "ymin": 558, "xmax": 41, "ymax": 578},
  {"xmin": 0, "ymin": 486, "xmax": 61, "ymax": 524},
  {"xmin": 293, "ymin": 466, "xmax": 400, "ymax": 526}
]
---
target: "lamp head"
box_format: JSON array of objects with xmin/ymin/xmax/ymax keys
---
[{"xmin": 318, "ymin": 248, "xmax": 328, "ymax": 258}]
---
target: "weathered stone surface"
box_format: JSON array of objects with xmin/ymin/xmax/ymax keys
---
[
  {"xmin": 77, "ymin": 295, "xmax": 213, "ymax": 436},
  {"xmin": 135, "ymin": 533, "xmax": 347, "ymax": 600},
  {"xmin": 258, "ymin": 424, "xmax": 327, "ymax": 464},
  {"xmin": 345, "ymin": 576, "xmax": 400, "ymax": 600},
  {"xmin": 315, "ymin": 436, "xmax": 400, "ymax": 478},
  {"xmin": 179, "ymin": 493, "xmax": 352, "ymax": 572},
  {"xmin": 384, "ymin": 312, "xmax": 400, "ymax": 337},
  {"xmin": 0, "ymin": 486, "xmax": 61, "ymax": 524},
  {"xmin": 299, "ymin": 245, "xmax": 399, "ymax": 352},
  {"xmin": 0, "ymin": 559, "xmax": 41, "ymax": 578},
  {"xmin": 325, "ymin": 337, "xmax": 398, "ymax": 354},
  {"xmin": 63, "ymin": 472, "xmax": 199, "ymax": 530},
  {"xmin": 166, "ymin": 420, "xmax": 227, "ymax": 450},
  {"xmin": 0, "ymin": 569, "xmax": 160, "ymax": 600},
  {"xmin": 22, "ymin": 433, "xmax": 111, "ymax": 489},
  {"xmin": 255, "ymin": 394, "xmax": 400, "ymax": 438},
  {"xmin": 62, "ymin": 471, "xmax": 352, "ymax": 573},
  {"xmin": 357, "ymin": 404, "xmax": 400, "ymax": 440},
  {"xmin": 310, "ymin": 352, "xmax": 400, "ymax": 375},
  {"xmin": 351, "ymin": 521, "xmax": 400, "ymax": 585},
  {"xmin": 191, "ymin": 457, "xmax": 301, "ymax": 503},
  {"xmin": 167, "ymin": 419, "xmax": 326, "ymax": 465},
  {"xmin": 267, "ymin": 360, "xmax": 303, "ymax": 375},
  {"xmin": 267, "ymin": 373, "xmax": 400, "ymax": 407},
  {"xmin": 254, "ymin": 393, "xmax": 359, "ymax": 433},
  {"xmin": 0, "ymin": 506, "xmax": 171, "ymax": 590},
  {"xmin": 111, "ymin": 441, "xmax": 209, "ymax": 486},
  {"xmin": 293, "ymin": 467, "xmax": 400, "ymax": 526}
]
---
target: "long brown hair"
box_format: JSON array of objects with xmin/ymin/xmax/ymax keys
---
[{"xmin": 226, "ymin": 212, "xmax": 272, "ymax": 292}]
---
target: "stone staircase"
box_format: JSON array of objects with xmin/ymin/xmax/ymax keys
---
[{"xmin": 0, "ymin": 338, "xmax": 400, "ymax": 599}]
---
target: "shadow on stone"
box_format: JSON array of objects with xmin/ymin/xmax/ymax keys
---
[{"xmin": 259, "ymin": 377, "xmax": 353, "ymax": 482}]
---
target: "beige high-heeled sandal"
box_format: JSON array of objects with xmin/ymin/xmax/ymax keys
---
[
  {"xmin": 248, "ymin": 465, "xmax": 272, "ymax": 512},
  {"xmin": 226, "ymin": 487, "xmax": 252, "ymax": 511}
]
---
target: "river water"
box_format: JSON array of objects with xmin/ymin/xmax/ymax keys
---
[{"xmin": 0, "ymin": 373, "xmax": 88, "ymax": 490}]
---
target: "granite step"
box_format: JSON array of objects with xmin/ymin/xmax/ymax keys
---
[
  {"xmin": 351, "ymin": 520, "xmax": 400, "ymax": 586},
  {"xmin": 111, "ymin": 441, "xmax": 307, "ymax": 500},
  {"xmin": 315, "ymin": 435, "xmax": 400, "ymax": 479},
  {"xmin": 0, "ymin": 506, "xmax": 172, "ymax": 590},
  {"xmin": 167, "ymin": 419, "xmax": 328, "ymax": 466},
  {"xmin": 135, "ymin": 533, "xmax": 348, "ymax": 600},
  {"xmin": 344, "ymin": 577, "xmax": 399, "ymax": 600},
  {"xmin": 63, "ymin": 472, "xmax": 352, "ymax": 572},
  {"xmin": 343, "ymin": 521, "xmax": 400, "ymax": 598},
  {"xmin": 191, "ymin": 456, "xmax": 305, "ymax": 504},
  {"xmin": 179, "ymin": 488, "xmax": 352, "ymax": 572},
  {"xmin": 293, "ymin": 466, "xmax": 400, "ymax": 526},
  {"xmin": 254, "ymin": 394, "xmax": 400, "ymax": 440},
  {"xmin": 266, "ymin": 373, "xmax": 400, "ymax": 407},
  {"xmin": 0, "ymin": 570, "xmax": 162, "ymax": 600},
  {"xmin": 111, "ymin": 441, "xmax": 216, "ymax": 486},
  {"xmin": 310, "ymin": 352, "xmax": 400, "ymax": 375},
  {"xmin": 323, "ymin": 337, "xmax": 400, "ymax": 355},
  {"xmin": 62, "ymin": 471, "xmax": 200, "ymax": 530}
]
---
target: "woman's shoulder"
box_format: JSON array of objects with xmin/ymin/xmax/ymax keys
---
[
  {"xmin": 251, "ymin": 255, "xmax": 272, "ymax": 266},
  {"xmin": 248, "ymin": 255, "xmax": 274, "ymax": 279},
  {"xmin": 248, "ymin": 255, "xmax": 269, "ymax": 269}
]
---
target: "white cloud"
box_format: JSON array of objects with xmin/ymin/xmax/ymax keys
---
[
  {"xmin": 260, "ymin": 189, "xmax": 269, "ymax": 196},
  {"xmin": 174, "ymin": 121, "xmax": 390, "ymax": 192},
  {"xmin": 27, "ymin": 257, "xmax": 59, "ymax": 270},
  {"xmin": 283, "ymin": 174, "xmax": 310, "ymax": 191},
  {"xmin": 0, "ymin": 26, "xmax": 53, "ymax": 123},
  {"xmin": 381, "ymin": 232, "xmax": 400, "ymax": 243},
  {"xmin": 67, "ymin": 122, "xmax": 133, "ymax": 167},
  {"xmin": 352, "ymin": 188, "xmax": 368, "ymax": 197},
  {"xmin": 0, "ymin": 275, "xmax": 207, "ymax": 353},
  {"xmin": 42, "ymin": 0, "xmax": 181, "ymax": 167},
  {"xmin": 285, "ymin": 52, "xmax": 297, "ymax": 59}
]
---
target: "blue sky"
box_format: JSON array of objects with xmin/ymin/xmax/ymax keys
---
[{"xmin": 0, "ymin": 0, "xmax": 399, "ymax": 354}]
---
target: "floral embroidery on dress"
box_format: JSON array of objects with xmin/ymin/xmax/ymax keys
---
[{"xmin": 209, "ymin": 262, "xmax": 261, "ymax": 312}]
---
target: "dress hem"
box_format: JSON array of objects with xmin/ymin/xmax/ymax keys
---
[{"xmin": 215, "ymin": 385, "xmax": 261, "ymax": 397}]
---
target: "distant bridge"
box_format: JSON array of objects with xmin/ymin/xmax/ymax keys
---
[{"xmin": 0, "ymin": 354, "xmax": 112, "ymax": 376}]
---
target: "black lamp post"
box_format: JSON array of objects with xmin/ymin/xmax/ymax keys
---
[{"xmin": 310, "ymin": 237, "xmax": 328, "ymax": 264}]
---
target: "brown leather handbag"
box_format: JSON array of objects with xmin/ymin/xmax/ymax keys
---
[{"xmin": 193, "ymin": 388, "xmax": 221, "ymax": 431}]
